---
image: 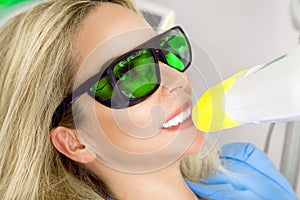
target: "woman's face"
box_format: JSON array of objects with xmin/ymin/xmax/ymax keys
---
[{"xmin": 74, "ymin": 3, "xmax": 205, "ymax": 172}]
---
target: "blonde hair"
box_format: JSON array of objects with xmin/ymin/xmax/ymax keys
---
[{"xmin": 0, "ymin": 0, "xmax": 219, "ymax": 199}]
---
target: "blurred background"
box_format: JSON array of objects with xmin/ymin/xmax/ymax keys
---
[
  {"xmin": 1, "ymin": 0, "xmax": 299, "ymax": 197},
  {"xmin": 137, "ymin": 0, "xmax": 299, "ymax": 196}
]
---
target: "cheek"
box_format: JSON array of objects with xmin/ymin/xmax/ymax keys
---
[
  {"xmin": 126, "ymin": 94, "xmax": 166, "ymax": 128},
  {"xmin": 94, "ymin": 102, "xmax": 174, "ymax": 154},
  {"xmin": 126, "ymin": 106, "xmax": 166, "ymax": 131},
  {"xmin": 106, "ymin": 94, "xmax": 166, "ymax": 140},
  {"xmin": 124, "ymin": 105, "xmax": 154, "ymax": 127}
]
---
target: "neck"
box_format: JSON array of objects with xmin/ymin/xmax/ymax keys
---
[{"xmin": 88, "ymin": 160, "xmax": 199, "ymax": 200}]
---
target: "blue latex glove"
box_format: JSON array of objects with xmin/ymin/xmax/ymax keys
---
[{"xmin": 186, "ymin": 143, "xmax": 297, "ymax": 200}]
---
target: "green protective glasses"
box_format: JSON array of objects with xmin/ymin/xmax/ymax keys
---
[{"xmin": 51, "ymin": 26, "xmax": 192, "ymax": 128}]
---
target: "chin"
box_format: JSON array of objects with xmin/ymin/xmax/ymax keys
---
[{"xmin": 182, "ymin": 130, "xmax": 206, "ymax": 156}]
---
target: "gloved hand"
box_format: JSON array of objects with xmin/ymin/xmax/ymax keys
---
[{"xmin": 185, "ymin": 143, "xmax": 298, "ymax": 200}]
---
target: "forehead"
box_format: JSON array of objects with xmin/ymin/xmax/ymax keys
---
[
  {"xmin": 74, "ymin": 2, "xmax": 155, "ymax": 86},
  {"xmin": 76, "ymin": 2, "xmax": 153, "ymax": 64}
]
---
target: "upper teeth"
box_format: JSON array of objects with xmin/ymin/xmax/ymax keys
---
[{"xmin": 162, "ymin": 107, "xmax": 191, "ymax": 128}]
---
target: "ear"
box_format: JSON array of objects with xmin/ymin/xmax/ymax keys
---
[{"xmin": 50, "ymin": 126, "xmax": 95, "ymax": 163}]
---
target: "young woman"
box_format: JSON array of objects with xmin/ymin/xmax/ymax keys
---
[
  {"xmin": 0, "ymin": 0, "xmax": 296, "ymax": 200},
  {"xmin": 0, "ymin": 1, "xmax": 219, "ymax": 199}
]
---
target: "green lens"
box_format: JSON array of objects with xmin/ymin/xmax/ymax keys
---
[
  {"xmin": 165, "ymin": 52, "xmax": 184, "ymax": 71},
  {"xmin": 90, "ymin": 76, "xmax": 114, "ymax": 100},
  {"xmin": 160, "ymin": 29, "xmax": 190, "ymax": 71},
  {"xmin": 114, "ymin": 49, "xmax": 157, "ymax": 99}
]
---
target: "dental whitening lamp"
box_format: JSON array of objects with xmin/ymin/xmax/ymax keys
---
[{"xmin": 192, "ymin": 46, "xmax": 300, "ymax": 132}]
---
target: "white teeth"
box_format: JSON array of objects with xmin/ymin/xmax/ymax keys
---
[{"xmin": 162, "ymin": 107, "xmax": 191, "ymax": 128}]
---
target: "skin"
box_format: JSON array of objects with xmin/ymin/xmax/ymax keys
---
[{"xmin": 50, "ymin": 3, "xmax": 206, "ymax": 200}]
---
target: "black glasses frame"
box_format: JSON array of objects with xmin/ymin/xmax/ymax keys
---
[{"xmin": 51, "ymin": 26, "xmax": 192, "ymax": 128}]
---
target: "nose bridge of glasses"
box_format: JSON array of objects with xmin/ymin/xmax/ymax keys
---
[{"xmin": 153, "ymin": 48, "xmax": 168, "ymax": 65}]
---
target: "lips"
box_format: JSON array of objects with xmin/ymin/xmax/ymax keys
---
[{"xmin": 162, "ymin": 100, "xmax": 192, "ymax": 129}]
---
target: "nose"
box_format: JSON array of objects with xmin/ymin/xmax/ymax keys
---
[{"xmin": 159, "ymin": 62, "xmax": 192, "ymax": 96}]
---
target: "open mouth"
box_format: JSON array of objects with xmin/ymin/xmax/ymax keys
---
[{"xmin": 162, "ymin": 106, "xmax": 192, "ymax": 129}]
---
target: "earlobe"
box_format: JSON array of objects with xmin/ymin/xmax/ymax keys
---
[{"xmin": 50, "ymin": 126, "xmax": 95, "ymax": 163}]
